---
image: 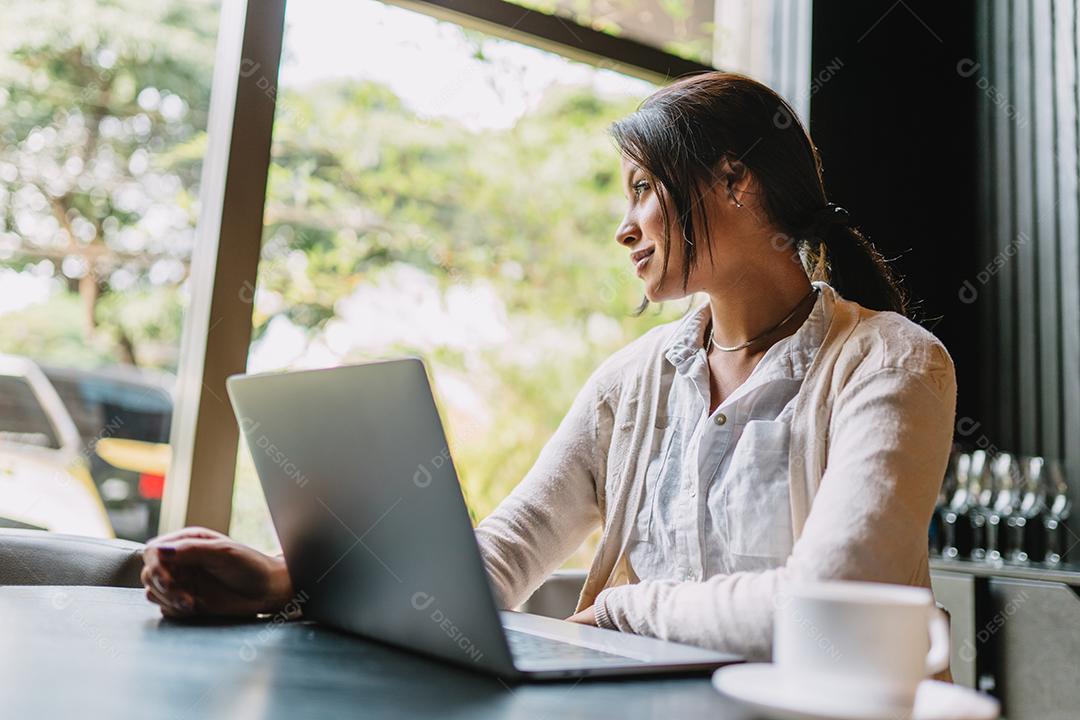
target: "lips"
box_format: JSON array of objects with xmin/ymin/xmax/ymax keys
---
[{"xmin": 631, "ymin": 246, "xmax": 655, "ymax": 272}]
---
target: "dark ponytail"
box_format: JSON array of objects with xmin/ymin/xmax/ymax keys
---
[
  {"xmin": 800, "ymin": 205, "xmax": 908, "ymax": 316},
  {"xmin": 609, "ymin": 71, "xmax": 908, "ymax": 317}
]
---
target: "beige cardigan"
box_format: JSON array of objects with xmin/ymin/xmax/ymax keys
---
[{"xmin": 474, "ymin": 283, "xmax": 957, "ymax": 662}]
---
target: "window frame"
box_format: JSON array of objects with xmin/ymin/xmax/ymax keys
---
[
  {"xmin": 161, "ymin": 0, "xmax": 287, "ymax": 532},
  {"xmin": 161, "ymin": 0, "xmax": 809, "ymax": 533}
]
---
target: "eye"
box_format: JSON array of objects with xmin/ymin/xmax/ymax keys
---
[{"xmin": 632, "ymin": 179, "xmax": 649, "ymax": 197}]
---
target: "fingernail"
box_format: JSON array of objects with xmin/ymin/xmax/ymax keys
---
[{"xmin": 151, "ymin": 576, "xmax": 166, "ymax": 595}]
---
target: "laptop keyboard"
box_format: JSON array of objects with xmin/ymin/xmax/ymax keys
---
[{"xmin": 504, "ymin": 628, "xmax": 644, "ymax": 665}]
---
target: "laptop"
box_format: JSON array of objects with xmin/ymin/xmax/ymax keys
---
[{"xmin": 226, "ymin": 357, "xmax": 737, "ymax": 680}]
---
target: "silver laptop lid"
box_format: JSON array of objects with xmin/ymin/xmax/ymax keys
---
[{"xmin": 226, "ymin": 357, "xmax": 516, "ymax": 675}]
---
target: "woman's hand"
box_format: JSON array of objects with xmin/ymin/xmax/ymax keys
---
[
  {"xmin": 141, "ymin": 527, "xmax": 294, "ymax": 619},
  {"xmin": 565, "ymin": 605, "xmax": 598, "ymax": 626}
]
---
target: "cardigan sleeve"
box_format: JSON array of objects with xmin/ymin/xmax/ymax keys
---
[
  {"xmin": 473, "ymin": 368, "xmax": 607, "ymax": 611},
  {"xmin": 594, "ymin": 356, "xmax": 956, "ymax": 659}
]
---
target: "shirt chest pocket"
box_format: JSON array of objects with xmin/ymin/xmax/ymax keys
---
[
  {"xmin": 634, "ymin": 415, "xmax": 686, "ymax": 542},
  {"xmin": 721, "ymin": 419, "xmax": 794, "ymax": 563}
]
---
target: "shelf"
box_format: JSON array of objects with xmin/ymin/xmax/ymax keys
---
[{"xmin": 930, "ymin": 557, "xmax": 1080, "ymax": 586}]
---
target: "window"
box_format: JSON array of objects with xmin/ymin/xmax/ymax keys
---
[
  {"xmin": 227, "ymin": 0, "xmax": 691, "ymax": 564},
  {"xmin": 493, "ymin": 0, "xmax": 811, "ymax": 119},
  {"xmin": 0, "ymin": 0, "xmax": 220, "ymax": 540},
  {"xmin": 509, "ymin": 0, "xmax": 717, "ymax": 65},
  {"xmin": 0, "ymin": 0, "xmax": 810, "ymax": 546},
  {"xmin": 0, "ymin": 374, "xmax": 61, "ymax": 450}
]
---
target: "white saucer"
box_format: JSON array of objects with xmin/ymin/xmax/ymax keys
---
[{"xmin": 712, "ymin": 664, "xmax": 999, "ymax": 720}]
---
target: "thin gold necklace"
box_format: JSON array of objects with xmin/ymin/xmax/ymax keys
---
[{"xmin": 706, "ymin": 286, "xmax": 818, "ymax": 353}]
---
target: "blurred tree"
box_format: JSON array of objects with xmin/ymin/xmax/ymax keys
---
[
  {"xmin": 0, "ymin": 0, "xmax": 691, "ymax": 557},
  {"xmin": 254, "ymin": 76, "xmax": 687, "ymax": 529},
  {"xmin": 0, "ymin": 0, "xmax": 218, "ymax": 366},
  {"xmin": 510, "ymin": 0, "xmax": 715, "ymax": 63}
]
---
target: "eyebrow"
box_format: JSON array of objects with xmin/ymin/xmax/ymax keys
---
[{"xmin": 622, "ymin": 164, "xmax": 640, "ymax": 197}]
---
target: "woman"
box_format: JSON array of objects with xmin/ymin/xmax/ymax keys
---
[{"xmin": 141, "ymin": 71, "xmax": 956, "ymax": 662}]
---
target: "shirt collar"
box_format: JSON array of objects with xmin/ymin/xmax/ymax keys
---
[{"xmin": 663, "ymin": 281, "xmax": 834, "ymax": 380}]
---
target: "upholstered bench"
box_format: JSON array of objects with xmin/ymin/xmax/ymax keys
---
[{"xmin": 0, "ymin": 529, "xmax": 144, "ymax": 587}]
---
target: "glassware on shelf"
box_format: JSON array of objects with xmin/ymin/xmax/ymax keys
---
[
  {"xmin": 930, "ymin": 450, "xmax": 954, "ymax": 556},
  {"xmin": 1005, "ymin": 456, "xmax": 1047, "ymax": 564},
  {"xmin": 966, "ymin": 449, "xmax": 992, "ymax": 561},
  {"xmin": 1042, "ymin": 459, "xmax": 1072, "ymax": 565},
  {"xmin": 940, "ymin": 451, "xmax": 974, "ymax": 559},
  {"xmin": 986, "ymin": 453, "xmax": 1021, "ymax": 562},
  {"xmin": 938, "ymin": 444, "xmax": 1071, "ymax": 567}
]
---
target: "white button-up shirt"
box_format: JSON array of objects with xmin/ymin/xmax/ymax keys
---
[{"xmin": 626, "ymin": 282, "xmax": 832, "ymax": 582}]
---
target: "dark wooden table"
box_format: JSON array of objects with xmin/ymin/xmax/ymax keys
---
[{"xmin": 0, "ymin": 586, "xmax": 754, "ymax": 719}]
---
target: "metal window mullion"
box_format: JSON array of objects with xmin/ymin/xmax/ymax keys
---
[
  {"xmin": 160, "ymin": 0, "xmax": 287, "ymax": 534},
  {"xmin": 1013, "ymin": 0, "xmax": 1039, "ymax": 456},
  {"xmin": 991, "ymin": 0, "xmax": 1017, "ymax": 449},
  {"xmin": 1032, "ymin": 0, "xmax": 1059, "ymax": 461},
  {"xmin": 384, "ymin": 0, "xmax": 714, "ymax": 83},
  {"xmin": 973, "ymin": 0, "xmax": 996, "ymax": 439},
  {"xmin": 1060, "ymin": 0, "xmax": 1080, "ymax": 511}
]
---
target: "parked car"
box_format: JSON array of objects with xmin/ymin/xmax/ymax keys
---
[{"xmin": 0, "ymin": 355, "xmax": 174, "ymax": 541}]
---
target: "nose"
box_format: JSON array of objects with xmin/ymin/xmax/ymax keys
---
[{"xmin": 614, "ymin": 213, "xmax": 639, "ymax": 248}]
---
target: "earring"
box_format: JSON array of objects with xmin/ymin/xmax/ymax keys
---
[{"xmin": 734, "ymin": 199, "xmax": 743, "ymax": 209}]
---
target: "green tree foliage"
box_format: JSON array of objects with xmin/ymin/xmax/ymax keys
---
[
  {"xmin": 255, "ymin": 77, "xmax": 689, "ymax": 533},
  {"xmin": 1, "ymin": 1, "xmax": 692, "ymax": 555},
  {"xmin": 0, "ymin": 0, "xmax": 217, "ymax": 366},
  {"xmin": 510, "ymin": 0, "xmax": 715, "ymax": 64}
]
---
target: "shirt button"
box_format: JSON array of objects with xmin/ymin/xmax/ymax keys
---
[{"xmin": 714, "ymin": 413, "xmax": 727, "ymax": 425}]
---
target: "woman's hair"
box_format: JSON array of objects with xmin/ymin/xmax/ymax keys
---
[{"xmin": 608, "ymin": 71, "xmax": 908, "ymax": 316}]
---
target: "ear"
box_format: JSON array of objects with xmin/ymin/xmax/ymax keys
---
[{"xmin": 715, "ymin": 156, "xmax": 750, "ymax": 208}]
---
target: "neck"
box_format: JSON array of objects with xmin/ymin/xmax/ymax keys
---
[{"xmin": 705, "ymin": 267, "xmax": 815, "ymax": 353}]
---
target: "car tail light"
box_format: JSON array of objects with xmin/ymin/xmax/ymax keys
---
[{"xmin": 138, "ymin": 473, "xmax": 165, "ymax": 500}]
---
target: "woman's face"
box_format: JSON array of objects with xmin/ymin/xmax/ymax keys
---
[{"xmin": 614, "ymin": 154, "xmax": 750, "ymax": 303}]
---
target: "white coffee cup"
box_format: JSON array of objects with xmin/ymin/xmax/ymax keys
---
[{"xmin": 773, "ymin": 580, "xmax": 951, "ymax": 712}]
